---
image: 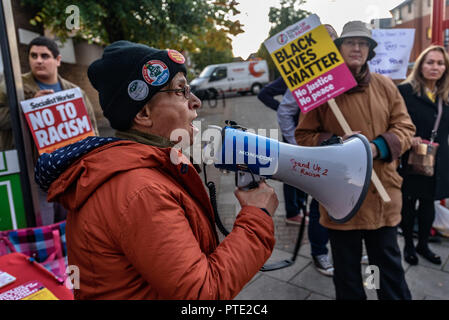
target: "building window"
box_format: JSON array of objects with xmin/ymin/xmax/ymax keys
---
[
  {"xmin": 408, "ymin": 3, "xmax": 412, "ymax": 13},
  {"xmin": 395, "ymin": 8, "xmax": 403, "ymax": 23},
  {"xmin": 428, "ymin": 0, "xmax": 431, "ymax": 6}
]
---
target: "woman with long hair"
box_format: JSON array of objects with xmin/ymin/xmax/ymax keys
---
[{"xmin": 398, "ymin": 45, "xmax": 449, "ymax": 265}]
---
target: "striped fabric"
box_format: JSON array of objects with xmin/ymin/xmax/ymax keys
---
[{"xmin": 0, "ymin": 221, "xmax": 67, "ymax": 279}]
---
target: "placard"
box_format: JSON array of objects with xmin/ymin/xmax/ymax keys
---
[
  {"xmin": 0, "ymin": 280, "xmax": 58, "ymax": 300},
  {"xmin": 368, "ymin": 29, "xmax": 415, "ymax": 79},
  {"xmin": 20, "ymin": 88, "xmax": 95, "ymax": 154},
  {"xmin": 264, "ymin": 14, "xmax": 357, "ymax": 113}
]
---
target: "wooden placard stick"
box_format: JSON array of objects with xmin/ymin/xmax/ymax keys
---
[{"xmin": 328, "ymin": 98, "xmax": 391, "ymax": 202}]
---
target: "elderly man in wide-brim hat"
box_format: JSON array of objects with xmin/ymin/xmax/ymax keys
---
[{"xmin": 295, "ymin": 21, "xmax": 416, "ymax": 300}]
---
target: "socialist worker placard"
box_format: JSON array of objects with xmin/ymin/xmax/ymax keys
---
[
  {"xmin": 264, "ymin": 14, "xmax": 357, "ymax": 113},
  {"xmin": 20, "ymin": 88, "xmax": 95, "ymax": 154}
]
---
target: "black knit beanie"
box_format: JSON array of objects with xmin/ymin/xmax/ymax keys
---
[{"xmin": 88, "ymin": 40, "xmax": 187, "ymax": 130}]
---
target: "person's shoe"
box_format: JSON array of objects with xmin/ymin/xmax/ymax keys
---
[
  {"xmin": 404, "ymin": 251, "xmax": 419, "ymax": 265},
  {"xmin": 313, "ymin": 254, "xmax": 334, "ymax": 277},
  {"xmin": 404, "ymin": 253, "xmax": 419, "ymax": 265},
  {"xmin": 416, "ymin": 246, "xmax": 441, "ymax": 265},
  {"xmin": 361, "ymin": 254, "xmax": 369, "ymax": 265},
  {"xmin": 404, "ymin": 245, "xmax": 419, "ymax": 265},
  {"xmin": 285, "ymin": 214, "xmax": 303, "ymax": 226}
]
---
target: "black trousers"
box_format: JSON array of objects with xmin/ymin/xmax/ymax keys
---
[
  {"xmin": 401, "ymin": 194, "xmax": 435, "ymax": 251},
  {"xmin": 328, "ymin": 227, "xmax": 411, "ymax": 300}
]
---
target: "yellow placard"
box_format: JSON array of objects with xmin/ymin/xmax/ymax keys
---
[{"xmin": 270, "ymin": 25, "xmax": 346, "ymax": 92}]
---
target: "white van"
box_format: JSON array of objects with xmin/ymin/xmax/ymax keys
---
[{"xmin": 191, "ymin": 60, "xmax": 269, "ymax": 99}]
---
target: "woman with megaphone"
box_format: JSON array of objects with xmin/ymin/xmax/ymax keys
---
[
  {"xmin": 33, "ymin": 41, "xmax": 279, "ymax": 299},
  {"xmin": 295, "ymin": 21, "xmax": 416, "ymax": 300}
]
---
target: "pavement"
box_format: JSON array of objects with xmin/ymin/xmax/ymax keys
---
[
  {"xmin": 98, "ymin": 93, "xmax": 449, "ymax": 300},
  {"xmin": 206, "ymin": 166, "xmax": 449, "ymax": 301},
  {"xmin": 195, "ymin": 94, "xmax": 449, "ymax": 301}
]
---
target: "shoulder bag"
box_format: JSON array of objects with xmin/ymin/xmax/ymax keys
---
[{"xmin": 406, "ymin": 98, "xmax": 443, "ymax": 176}]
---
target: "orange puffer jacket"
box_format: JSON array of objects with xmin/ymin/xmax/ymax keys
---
[{"xmin": 46, "ymin": 140, "xmax": 275, "ymax": 299}]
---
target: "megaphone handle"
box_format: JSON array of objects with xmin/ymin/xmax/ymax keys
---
[
  {"xmin": 328, "ymin": 99, "xmax": 391, "ymax": 202},
  {"xmin": 236, "ymin": 171, "xmax": 262, "ymax": 190}
]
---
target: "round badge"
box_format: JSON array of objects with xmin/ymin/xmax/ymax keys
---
[
  {"xmin": 127, "ymin": 80, "xmax": 149, "ymax": 101},
  {"xmin": 167, "ymin": 49, "xmax": 185, "ymax": 64},
  {"xmin": 277, "ymin": 33, "xmax": 288, "ymax": 45},
  {"xmin": 142, "ymin": 60, "xmax": 170, "ymax": 86}
]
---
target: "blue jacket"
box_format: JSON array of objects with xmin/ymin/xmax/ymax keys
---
[{"xmin": 257, "ymin": 77, "xmax": 287, "ymax": 111}]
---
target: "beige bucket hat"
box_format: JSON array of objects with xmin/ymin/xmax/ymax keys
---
[{"xmin": 334, "ymin": 21, "xmax": 377, "ymax": 60}]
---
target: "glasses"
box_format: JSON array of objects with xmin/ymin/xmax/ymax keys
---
[
  {"xmin": 159, "ymin": 84, "xmax": 191, "ymax": 100},
  {"xmin": 341, "ymin": 39, "xmax": 370, "ymax": 49}
]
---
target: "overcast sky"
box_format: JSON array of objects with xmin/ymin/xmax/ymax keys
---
[{"xmin": 230, "ymin": 0, "xmax": 405, "ymax": 59}]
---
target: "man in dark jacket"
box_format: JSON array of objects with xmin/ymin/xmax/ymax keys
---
[{"xmin": 257, "ymin": 76, "xmax": 287, "ymax": 111}]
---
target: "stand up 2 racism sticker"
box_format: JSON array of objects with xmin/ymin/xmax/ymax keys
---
[{"xmin": 264, "ymin": 14, "xmax": 356, "ymax": 113}]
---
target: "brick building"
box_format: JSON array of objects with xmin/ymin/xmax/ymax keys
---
[{"xmin": 390, "ymin": 0, "xmax": 449, "ymax": 61}]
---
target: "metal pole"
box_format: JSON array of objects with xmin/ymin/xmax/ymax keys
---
[
  {"xmin": 431, "ymin": 0, "xmax": 444, "ymax": 45},
  {"xmin": 0, "ymin": 0, "xmax": 38, "ymax": 227}
]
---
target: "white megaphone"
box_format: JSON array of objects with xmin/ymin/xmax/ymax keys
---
[{"xmin": 204, "ymin": 124, "xmax": 372, "ymax": 223}]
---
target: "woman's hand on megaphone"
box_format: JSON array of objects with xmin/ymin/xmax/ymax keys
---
[
  {"xmin": 234, "ymin": 181, "xmax": 279, "ymax": 217},
  {"xmin": 342, "ymin": 131, "xmax": 378, "ymax": 159},
  {"xmin": 342, "ymin": 131, "xmax": 361, "ymax": 140},
  {"xmin": 370, "ymin": 143, "xmax": 379, "ymax": 159}
]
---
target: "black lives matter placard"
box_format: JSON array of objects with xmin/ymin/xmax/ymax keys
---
[{"xmin": 264, "ymin": 14, "xmax": 356, "ymax": 113}]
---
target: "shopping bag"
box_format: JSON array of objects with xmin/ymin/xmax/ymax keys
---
[
  {"xmin": 0, "ymin": 221, "xmax": 67, "ymax": 280},
  {"xmin": 434, "ymin": 202, "xmax": 449, "ymax": 238}
]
